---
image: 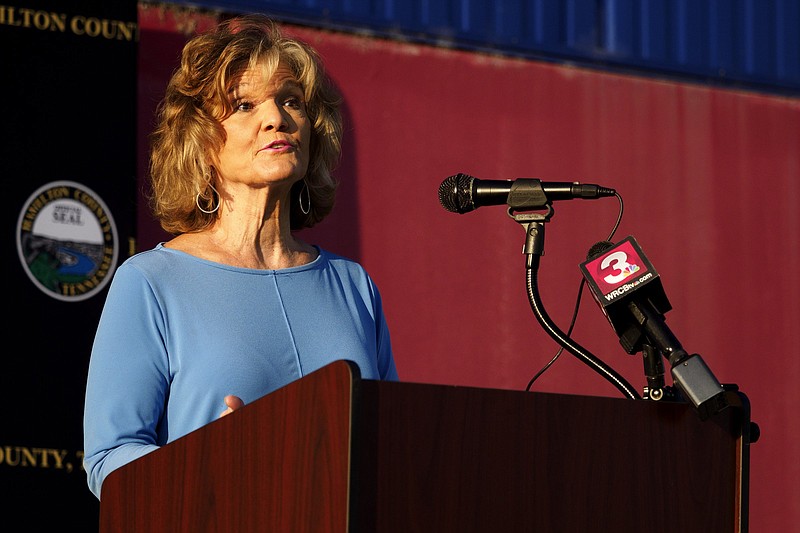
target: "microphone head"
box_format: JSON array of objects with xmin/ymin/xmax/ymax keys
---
[
  {"xmin": 586, "ymin": 240, "xmax": 615, "ymax": 261},
  {"xmin": 438, "ymin": 173, "xmax": 475, "ymax": 214}
]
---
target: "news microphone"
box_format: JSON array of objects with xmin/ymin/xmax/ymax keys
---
[
  {"xmin": 580, "ymin": 236, "xmax": 672, "ymax": 354},
  {"xmin": 580, "ymin": 236, "xmax": 727, "ymax": 419},
  {"xmin": 438, "ymin": 173, "xmax": 616, "ymax": 214}
]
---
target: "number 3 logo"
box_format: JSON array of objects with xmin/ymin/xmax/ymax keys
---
[{"xmin": 601, "ymin": 251, "xmax": 632, "ymax": 284}]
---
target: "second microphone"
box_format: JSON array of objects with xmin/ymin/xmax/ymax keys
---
[{"xmin": 438, "ymin": 173, "xmax": 616, "ymax": 214}]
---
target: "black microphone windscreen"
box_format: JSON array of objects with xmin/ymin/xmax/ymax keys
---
[
  {"xmin": 438, "ymin": 173, "xmax": 475, "ymax": 214},
  {"xmin": 587, "ymin": 240, "xmax": 615, "ymax": 261}
]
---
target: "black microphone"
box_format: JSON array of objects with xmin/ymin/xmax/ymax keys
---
[
  {"xmin": 580, "ymin": 236, "xmax": 728, "ymax": 420},
  {"xmin": 438, "ymin": 173, "xmax": 616, "ymax": 214},
  {"xmin": 580, "ymin": 237, "xmax": 672, "ymax": 353}
]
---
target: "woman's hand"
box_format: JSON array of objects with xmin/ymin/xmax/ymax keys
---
[{"xmin": 219, "ymin": 394, "xmax": 245, "ymax": 418}]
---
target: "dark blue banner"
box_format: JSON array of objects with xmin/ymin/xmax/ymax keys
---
[{"xmin": 2, "ymin": 2, "xmax": 137, "ymax": 530}]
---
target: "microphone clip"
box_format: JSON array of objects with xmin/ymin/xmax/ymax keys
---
[{"xmin": 505, "ymin": 179, "xmax": 552, "ymax": 212}]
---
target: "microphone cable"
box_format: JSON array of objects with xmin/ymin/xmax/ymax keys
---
[{"xmin": 525, "ymin": 192, "xmax": 635, "ymax": 397}]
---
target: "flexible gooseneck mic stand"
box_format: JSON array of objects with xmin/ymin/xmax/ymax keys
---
[{"xmin": 511, "ymin": 206, "xmax": 640, "ymax": 400}]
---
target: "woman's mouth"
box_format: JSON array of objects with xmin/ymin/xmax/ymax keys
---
[{"xmin": 262, "ymin": 140, "xmax": 295, "ymax": 152}]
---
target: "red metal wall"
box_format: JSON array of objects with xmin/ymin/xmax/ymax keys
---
[{"xmin": 138, "ymin": 6, "xmax": 799, "ymax": 530}]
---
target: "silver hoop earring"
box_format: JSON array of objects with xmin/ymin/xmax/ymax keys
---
[
  {"xmin": 299, "ymin": 180, "xmax": 311, "ymax": 215},
  {"xmin": 196, "ymin": 183, "xmax": 220, "ymax": 214}
]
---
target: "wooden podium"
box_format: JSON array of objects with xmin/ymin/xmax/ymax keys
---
[{"xmin": 99, "ymin": 360, "xmax": 751, "ymax": 532}]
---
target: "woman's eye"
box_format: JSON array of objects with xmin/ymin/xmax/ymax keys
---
[
  {"xmin": 234, "ymin": 100, "xmax": 254, "ymax": 112},
  {"xmin": 283, "ymin": 96, "xmax": 304, "ymax": 109}
]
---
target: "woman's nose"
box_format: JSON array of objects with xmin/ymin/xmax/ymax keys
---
[{"xmin": 262, "ymin": 101, "xmax": 288, "ymax": 131}]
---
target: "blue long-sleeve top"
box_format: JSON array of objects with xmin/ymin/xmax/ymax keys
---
[{"xmin": 83, "ymin": 243, "xmax": 398, "ymax": 499}]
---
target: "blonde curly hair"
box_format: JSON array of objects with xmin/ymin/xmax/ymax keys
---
[{"xmin": 148, "ymin": 14, "xmax": 343, "ymax": 234}]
